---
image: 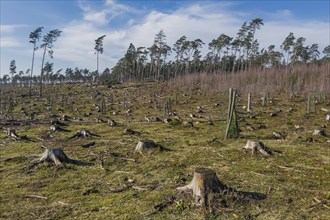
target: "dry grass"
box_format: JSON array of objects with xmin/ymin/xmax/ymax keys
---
[
  {"xmin": 170, "ymin": 62, "xmax": 330, "ymax": 98},
  {"xmin": 0, "ymin": 81, "xmax": 329, "ymax": 219}
]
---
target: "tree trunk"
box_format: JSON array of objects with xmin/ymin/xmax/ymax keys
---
[
  {"xmin": 177, "ymin": 167, "xmax": 229, "ymax": 206},
  {"xmin": 30, "ymin": 44, "xmax": 36, "ymax": 97},
  {"xmin": 40, "ymin": 46, "xmax": 47, "ymax": 97}
]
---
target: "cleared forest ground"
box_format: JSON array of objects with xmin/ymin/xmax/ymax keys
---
[{"xmin": 0, "ymin": 82, "xmax": 329, "ymax": 219}]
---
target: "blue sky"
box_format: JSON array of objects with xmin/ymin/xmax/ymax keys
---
[{"xmin": 1, "ymin": 0, "xmax": 329, "ymax": 77}]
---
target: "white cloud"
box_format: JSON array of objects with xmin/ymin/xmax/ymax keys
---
[
  {"xmin": 1, "ymin": 1, "xmax": 329, "ymax": 76},
  {"xmin": 0, "ymin": 24, "xmax": 29, "ymax": 33},
  {"xmin": 45, "ymin": 1, "xmax": 330, "ymax": 73},
  {"xmin": 78, "ymin": 0, "xmax": 134, "ymax": 25},
  {"xmin": 84, "ymin": 11, "xmax": 109, "ymax": 25},
  {"xmin": 0, "ymin": 37, "xmax": 21, "ymax": 48}
]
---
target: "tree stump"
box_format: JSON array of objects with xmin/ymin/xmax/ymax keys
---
[
  {"xmin": 7, "ymin": 129, "xmax": 19, "ymax": 138},
  {"xmin": 313, "ymin": 129, "xmax": 326, "ymax": 136},
  {"xmin": 326, "ymin": 115, "xmax": 330, "ymax": 121},
  {"xmin": 124, "ymin": 128, "xmax": 135, "ymax": 134},
  {"xmin": 135, "ymin": 140, "xmax": 157, "ymax": 153},
  {"xmin": 36, "ymin": 147, "xmax": 72, "ymax": 165},
  {"xmin": 68, "ymin": 129, "xmax": 98, "ymax": 139},
  {"xmin": 50, "ymin": 125, "xmax": 70, "ymax": 132},
  {"xmin": 108, "ymin": 119, "xmax": 116, "ymax": 127},
  {"xmin": 177, "ymin": 167, "xmax": 229, "ymax": 206},
  {"xmin": 242, "ymin": 140, "xmax": 272, "ymax": 156}
]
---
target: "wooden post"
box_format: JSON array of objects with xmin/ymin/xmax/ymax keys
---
[
  {"xmin": 307, "ymin": 94, "xmax": 310, "ymax": 113},
  {"xmin": 247, "ymin": 92, "xmax": 252, "ymax": 112},
  {"xmin": 225, "ymin": 88, "xmax": 239, "ymax": 139},
  {"xmin": 307, "ymin": 94, "xmax": 316, "ymax": 114}
]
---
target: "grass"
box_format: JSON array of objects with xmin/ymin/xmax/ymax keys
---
[{"xmin": 0, "ymin": 82, "xmax": 329, "ymax": 219}]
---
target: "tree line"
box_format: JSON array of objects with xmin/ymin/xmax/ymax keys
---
[
  {"xmin": 109, "ymin": 18, "xmax": 329, "ymax": 82},
  {"xmin": 2, "ymin": 18, "xmax": 330, "ymax": 89},
  {"xmin": 1, "ymin": 27, "xmax": 106, "ymax": 97}
]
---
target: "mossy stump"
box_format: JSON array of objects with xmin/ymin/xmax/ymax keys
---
[{"xmin": 177, "ymin": 167, "xmax": 228, "ymax": 206}]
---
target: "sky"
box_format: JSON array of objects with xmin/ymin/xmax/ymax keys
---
[{"xmin": 0, "ymin": 0, "xmax": 329, "ymax": 77}]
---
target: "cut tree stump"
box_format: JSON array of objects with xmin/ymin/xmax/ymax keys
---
[
  {"xmin": 313, "ymin": 129, "xmax": 326, "ymax": 136},
  {"xmin": 177, "ymin": 167, "xmax": 230, "ymax": 206},
  {"xmin": 7, "ymin": 128, "xmax": 32, "ymax": 141},
  {"xmin": 135, "ymin": 140, "xmax": 160, "ymax": 153},
  {"xmin": 326, "ymin": 115, "xmax": 330, "ymax": 121},
  {"xmin": 68, "ymin": 130, "xmax": 99, "ymax": 139},
  {"xmin": 50, "ymin": 125, "xmax": 70, "ymax": 132},
  {"xmin": 108, "ymin": 119, "xmax": 117, "ymax": 127},
  {"xmin": 35, "ymin": 147, "xmax": 73, "ymax": 165},
  {"xmin": 242, "ymin": 140, "xmax": 272, "ymax": 156},
  {"xmin": 7, "ymin": 129, "xmax": 19, "ymax": 138}
]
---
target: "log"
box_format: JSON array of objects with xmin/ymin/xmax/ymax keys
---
[
  {"xmin": 82, "ymin": 141, "xmax": 96, "ymax": 148},
  {"xmin": 51, "ymin": 119, "xmax": 68, "ymax": 127},
  {"xmin": 177, "ymin": 167, "xmax": 229, "ymax": 206},
  {"xmin": 242, "ymin": 140, "xmax": 272, "ymax": 156}
]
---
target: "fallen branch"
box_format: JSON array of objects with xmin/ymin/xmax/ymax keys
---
[{"xmin": 24, "ymin": 194, "xmax": 48, "ymax": 200}]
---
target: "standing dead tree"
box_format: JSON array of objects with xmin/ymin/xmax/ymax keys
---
[{"xmin": 225, "ymin": 88, "xmax": 239, "ymax": 138}]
